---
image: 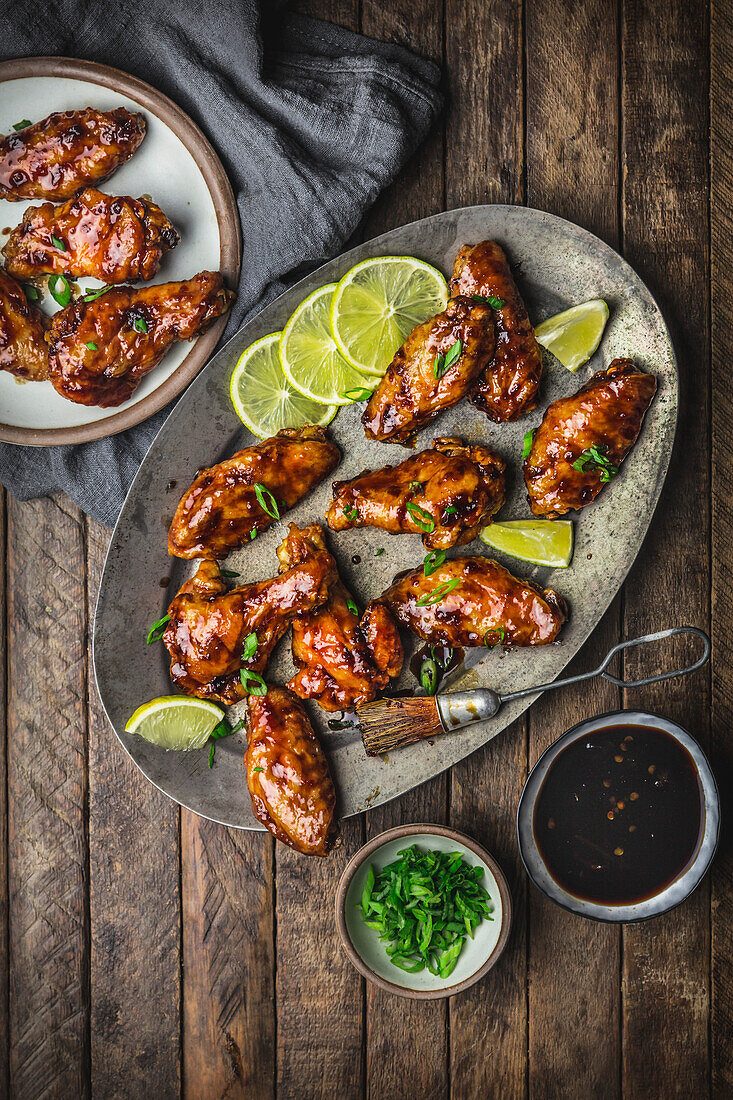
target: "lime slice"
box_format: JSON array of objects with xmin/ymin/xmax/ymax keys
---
[
  {"xmin": 230, "ymin": 332, "xmax": 337, "ymax": 437},
  {"xmin": 480, "ymin": 521, "xmax": 574, "ymax": 567},
  {"xmin": 125, "ymin": 696, "xmax": 226, "ymax": 750},
  {"xmin": 280, "ymin": 284, "xmax": 377, "ymax": 405},
  {"xmin": 330, "ymin": 256, "xmax": 449, "ymax": 376},
  {"xmin": 534, "ymin": 299, "xmax": 610, "ymax": 372}
]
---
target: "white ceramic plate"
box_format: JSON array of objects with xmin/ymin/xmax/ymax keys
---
[{"xmin": 0, "ymin": 57, "xmax": 240, "ymax": 445}]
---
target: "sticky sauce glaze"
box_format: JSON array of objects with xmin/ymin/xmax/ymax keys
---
[{"xmin": 533, "ymin": 725, "xmax": 703, "ymax": 905}]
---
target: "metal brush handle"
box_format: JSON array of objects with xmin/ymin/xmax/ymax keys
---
[{"xmin": 437, "ymin": 626, "xmax": 710, "ymax": 731}]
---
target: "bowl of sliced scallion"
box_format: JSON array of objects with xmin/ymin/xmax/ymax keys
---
[{"xmin": 335, "ymin": 824, "xmax": 512, "ymax": 998}]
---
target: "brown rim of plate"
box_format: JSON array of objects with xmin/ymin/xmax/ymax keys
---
[
  {"xmin": 334, "ymin": 823, "xmax": 513, "ymax": 1000},
  {"xmin": 0, "ymin": 56, "xmax": 241, "ymax": 447}
]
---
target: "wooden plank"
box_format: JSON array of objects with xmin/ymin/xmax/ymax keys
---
[
  {"xmin": 524, "ymin": 2, "xmax": 622, "ymax": 1095},
  {"xmin": 711, "ymin": 0, "xmax": 733, "ymax": 1092},
  {"xmin": 182, "ymin": 818, "xmax": 275, "ymax": 1099},
  {"xmin": 357, "ymin": 3, "xmax": 449, "ymax": 1098},
  {"xmin": 621, "ymin": 0, "xmax": 711, "ymax": 1095},
  {"xmin": 6, "ymin": 494, "xmax": 90, "ymax": 1097},
  {"xmin": 86, "ymin": 516, "xmax": 182, "ymax": 1098},
  {"xmin": 0, "ymin": 489, "xmax": 8, "ymax": 1098},
  {"xmin": 443, "ymin": 2, "xmax": 526, "ymax": 1097}
]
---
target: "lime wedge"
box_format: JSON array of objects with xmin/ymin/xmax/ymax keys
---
[
  {"xmin": 534, "ymin": 299, "xmax": 610, "ymax": 372},
  {"xmin": 231, "ymin": 332, "xmax": 337, "ymax": 437},
  {"xmin": 125, "ymin": 696, "xmax": 226, "ymax": 750},
  {"xmin": 480, "ymin": 521, "xmax": 574, "ymax": 567},
  {"xmin": 280, "ymin": 284, "xmax": 377, "ymax": 405},
  {"xmin": 330, "ymin": 255, "xmax": 449, "ymax": 376}
]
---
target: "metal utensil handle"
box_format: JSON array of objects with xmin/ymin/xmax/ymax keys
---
[{"xmin": 500, "ymin": 626, "xmax": 710, "ymax": 704}]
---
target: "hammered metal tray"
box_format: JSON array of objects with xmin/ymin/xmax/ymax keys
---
[{"xmin": 93, "ymin": 205, "xmax": 677, "ymax": 829}]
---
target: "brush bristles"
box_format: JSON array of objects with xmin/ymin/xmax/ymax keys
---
[{"xmin": 357, "ymin": 696, "xmax": 444, "ymax": 755}]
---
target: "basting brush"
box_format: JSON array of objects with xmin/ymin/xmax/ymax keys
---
[{"xmin": 357, "ymin": 627, "xmax": 710, "ymax": 756}]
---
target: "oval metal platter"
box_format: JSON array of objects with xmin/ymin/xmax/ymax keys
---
[{"xmin": 93, "ymin": 205, "xmax": 677, "ymax": 829}]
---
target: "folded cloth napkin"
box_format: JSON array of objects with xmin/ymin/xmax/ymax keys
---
[{"xmin": 0, "ymin": 0, "xmax": 441, "ymax": 526}]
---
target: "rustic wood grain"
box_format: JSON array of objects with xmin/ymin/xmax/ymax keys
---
[
  {"xmin": 182, "ymin": 817, "xmax": 275, "ymax": 1099},
  {"xmin": 524, "ymin": 3, "xmax": 622, "ymax": 1096},
  {"xmin": 0, "ymin": 489, "xmax": 8, "ymax": 1098},
  {"xmin": 621, "ymin": 0, "xmax": 711, "ymax": 1096},
  {"xmin": 6, "ymin": 494, "xmax": 90, "ymax": 1098},
  {"xmin": 442, "ymin": 2, "xmax": 527, "ymax": 1096},
  {"xmin": 85, "ymin": 516, "xmax": 182, "ymax": 1099},
  {"xmin": 710, "ymin": 0, "xmax": 733, "ymax": 1094}
]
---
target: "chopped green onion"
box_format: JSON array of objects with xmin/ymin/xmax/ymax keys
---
[
  {"xmin": 83, "ymin": 284, "xmax": 113, "ymax": 302},
  {"xmin": 85, "ymin": 341, "xmax": 98, "ymax": 351},
  {"xmin": 12, "ymin": 119, "xmax": 32, "ymax": 131},
  {"xmin": 444, "ymin": 504, "xmax": 458, "ymax": 516},
  {"xmin": 50, "ymin": 235, "xmax": 66, "ymax": 251},
  {"xmin": 423, "ymin": 549, "xmax": 446, "ymax": 577},
  {"xmin": 208, "ymin": 716, "xmax": 245, "ymax": 767},
  {"xmin": 220, "ymin": 568, "xmax": 240, "ymax": 579},
  {"xmin": 242, "ymin": 632, "xmax": 258, "ymax": 661},
  {"xmin": 471, "ymin": 294, "xmax": 505, "ymax": 309},
  {"xmin": 133, "ymin": 316, "xmax": 148, "ymax": 333},
  {"xmin": 342, "ymin": 386, "xmax": 374, "ymax": 401},
  {"xmin": 254, "ymin": 482, "xmax": 280, "ymax": 519},
  {"xmin": 522, "ymin": 429, "xmax": 535, "ymax": 461},
  {"xmin": 343, "ymin": 504, "xmax": 360, "ymax": 522},
  {"xmin": 572, "ymin": 443, "xmax": 618, "ymax": 483},
  {"xmin": 250, "ymin": 529, "xmax": 257, "ymax": 540},
  {"xmin": 433, "ymin": 338, "xmax": 462, "ymax": 380},
  {"xmin": 253, "ymin": 766, "xmax": 264, "ymax": 773},
  {"xmin": 420, "ymin": 658, "xmax": 438, "ymax": 695},
  {"xmin": 240, "ymin": 668, "xmax": 267, "ymax": 696},
  {"xmin": 48, "ymin": 273, "xmax": 71, "ymax": 307},
  {"xmin": 346, "ymin": 597, "xmax": 359, "ymax": 617},
  {"xmin": 433, "ymin": 351, "xmax": 446, "ymax": 378},
  {"xmin": 24, "ymin": 284, "xmax": 40, "ymax": 302},
  {"xmin": 408, "ymin": 480, "xmax": 424, "ymax": 494},
  {"xmin": 431, "ymin": 645, "xmax": 454, "ymax": 670},
  {"xmin": 484, "ymin": 627, "xmax": 506, "ymax": 647},
  {"xmin": 146, "ymin": 612, "xmax": 170, "ymax": 644},
  {"xmin": 415, "ymin": 578, "xmax": 461, "ymax": 607},
  {"xmin": 406, "ymin": 502, "xmax": 435, "ymax": 533},
  {"xmin": 375, "ymin": 548, "xmax": 385, "ymax": 557}
]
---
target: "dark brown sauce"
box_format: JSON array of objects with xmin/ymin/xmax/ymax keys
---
[{"xmin": 533, "ymin": 724, "xmax": 703, "ymax": 905}]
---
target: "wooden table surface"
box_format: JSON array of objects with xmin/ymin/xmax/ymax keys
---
[{"xmin": 1, "ymin": 0, "xmax": 731, "ymax": 1096}]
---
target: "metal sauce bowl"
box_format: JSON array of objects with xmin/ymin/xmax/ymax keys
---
[{"xmin": 517, "ymin": 710, "xmax": 719, "ymax": 922}]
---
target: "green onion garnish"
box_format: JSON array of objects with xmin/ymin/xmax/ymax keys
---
[
  {"xmin": 572, "ymin": 443, "xmax": 618, "ymax": 483},
  {"xmin": 484, "ymin": 627, "xmax": 506, "ymax": 647},
  {"xmin": 51, "ymin": 235, "xmax": 66, "ymax": 251},
  {"xmin": 85, "ymin": 342, "xmax": 98, "ymax": 351},
  {"xmin": 250, "ymin": 529, "xmax": 257, "ymax": 540},
  {"xmin": 83, "ymin": 285, "xmax": 113, "ymax": 302},
  {"xmin": 433, "ymin": 338, "xmax": 462, "ymax": 380},
  {"xmin": 132, "ymin": 316, "xmax": 148, "ymax": 333},
  {"xmin": 522, "ymin": 429, "xmax": 535, "ymax": 461},
  {"xmin": 471, "ymin": 294, "xmax": 505, "ymax": 309},
  {"xmin": 12, "ymin": 119, "xmax": 32, "ymax": 131},
  {"xmin": 375, "ymin": 548, "xmax": 385, "ymax": 557},
  {"xmin": 342, "ymin": 387, "xmax": 374, "ymax": 401},
  {"xmin": 443, "ymin": 504, "xmax": 458, "ymax": 516},
  {"xmin": 208, "ymin": 716, "xmax": 245, "ymax": 767},
  {"xmin": 358, "ymin": 845, "xmax": 493, "ymax": 978},
  {"xmin": 406, "ymin": 502, "xmax": 435, "ymax": 533},
  {"xmin": 220, "ymin": 568, "xmax": 240, "ymax": 579},
  {"xmin": 146, "ymin": 613, "xmax": 170, "ymax": 644},
  {"xmin": 420, "ymin": 658, "xmax": 438, "ymax": 695},
  {"xmin": 423, "ymin": 549, "xmax": 446, "ymax": 576},
  {"xmin": 415, "ymin": 578, "xmax": 461, "ymax": 607},
  {"xmin": 48, "ymin": 274, "xmax": 71, "ymax": 307},
  {"xmin": 346, "ymin": 597, "xmax": 359, "ymax": 617},
  {"xmin": 254, "ymin": 483, "xmax": 280, "ymax": 519},
  {"xmin": 240, "ymin": 668, "xmax": 267, "ymax": 696},
  {"xmin": 431, "ymin": 645, "xmax": 454, "ymax": 670},
  {"xmin": 343, "ymin": 504, "xmax": 359, "ymax": 522},
  {"xmin": 24, "ymin": 284, "xmax": 40, "ymax": 302},
  {"xmin": 408, "ymin": 480, "xmax": 424, "ymax": 494},
  {"xmin": 242, "ymin": 632, "xmax": 258, "ymax": 661}
]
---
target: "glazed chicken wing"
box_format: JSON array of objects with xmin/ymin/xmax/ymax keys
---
[
  {"xmin": 326, "ymin": 437, "xmax": 506, "ymax": 550},
  {"xmin": 362, "ymin": 296, "xmax": 495, "ymax": 445},
  {"xmin": 450, "ymin": 240, "xmax": 542, "ymax": 422},
  {"xmin": 277, "ymin": 523, "xmax": 403, "ymax": 712},
  {"xmin": 169, "ymin": 427, "xmax": 341, "ymax": 559},
  {"xmin": 47, "ymin": 271, "xmax": 234, "ymax": 407},
  {"xmin": 3, "ymin": 188, "xmax": 179, "ymax": 283},
  {"xmin": 382, "ymin": 556, "xmax": 567, "ymax": 648},
  {"xmin": 246, "ymin": 687, "xmax": 338, "ymax": 856},
  {"xmin": 524, "ymin": 358, "xmax": 657, "ymax": 518},
  {"xmin": 0, "ymin": 267, "xmax": 48, "ymax": 380},
  {"xmin": 163, "ymin": 547, "xmax": 334, "ymax": 704},
  {"xmin": 0, "ymin": 108, "xmax": 146, "ymax": 202}
]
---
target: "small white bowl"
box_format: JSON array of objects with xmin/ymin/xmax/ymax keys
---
[{"xmin": 335, "ymin": 824, "xmax": 512, "ymax": 999}]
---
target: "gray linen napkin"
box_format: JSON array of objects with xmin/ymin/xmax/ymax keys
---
[{"xmin": 0, "ymin": 0, "xmax": 441, "ymax": 526}]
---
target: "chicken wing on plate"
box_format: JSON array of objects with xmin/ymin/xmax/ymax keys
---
[
  {"xmin": 3, "ymin": 188, "xmax": 179, "ymax": 282},
  {"xmin": 326, "ymin": 436, "xmax": 506, "ymax": 550},
  {"xmin": 0, "ymin": 108, "xmax": 146, "ymax": 202},
  {"xmin": 168, "ymin": 427, "xmax": 341, "ymax": 560},
  {"xmin": 47, "ymin": 271, "xmax": 234, "ymax": 407},
  {"xmin": 449, "ymin": 240, "xmax": 542, "ymax": 422},
  {"xmin": 362, "ymin": 296, "xmax": 495, "ymax": 445},
  {"xmin": 524, "ymin": 358, "xmax": 657, "ymax": 518},
  {"xmin": 277, "ymin": 523, "xmax": 403, "ymax": 711},
  {"xmin": 163, "ymin": 545, "xmax": 334, "ymax": 704},
  {"xmin": 0, "ymin": 267, "xmax": 49, "ymax": 380},
  {"xmin": 382, "ymin": 556, "xmax": 567, "ymax": 648},
  {"xmin": 246, "ymin": 687, "xmax": 338, "ymax": 856}
]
